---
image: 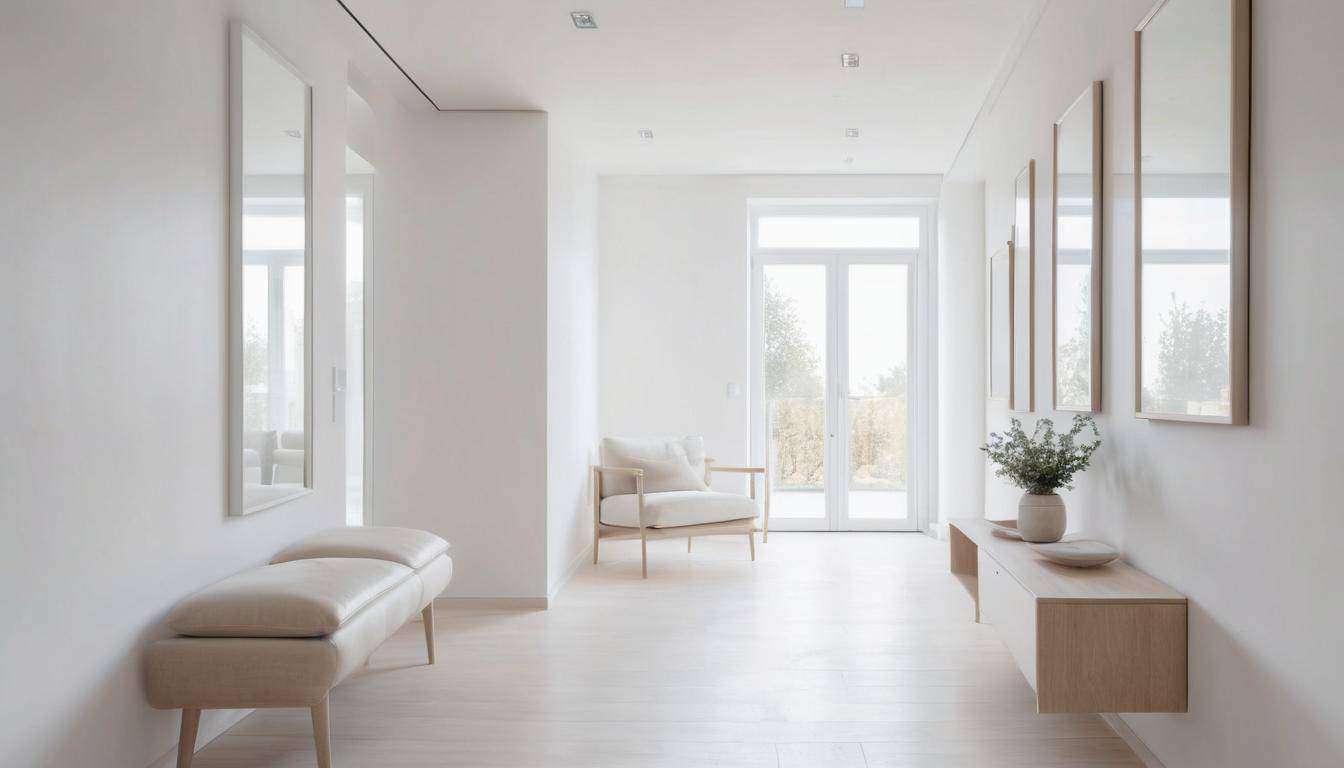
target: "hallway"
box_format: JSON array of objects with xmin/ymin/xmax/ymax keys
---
[{"xmin": 195, "ymin": 534, "xmax": 1140, "ymax": 767}]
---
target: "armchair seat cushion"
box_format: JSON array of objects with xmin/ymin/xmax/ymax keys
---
[{"xmin": 600, "ymin": 490, "xmax": 758, "ymax": 529}]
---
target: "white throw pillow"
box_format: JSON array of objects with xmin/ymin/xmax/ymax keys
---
[{"xmin": 600, "ymin": 436, "xmax": 709, "ymax": 496}]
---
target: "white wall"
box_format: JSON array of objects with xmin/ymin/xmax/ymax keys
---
[
  {"xmin": 599, "ymin": 174, "xmax": 941, "ymax": 478},
  {"xmin": 935, "ymin": 180, "xmax": 987, "ymax": 526},
  {"xmin": 373, "ymin": 111, "xmax": 550, "ymax": 599},
  {"xmin": 546, "ymin": 140, "xmax": 600, "ymax": 597},
  {"xmin": 940, "ymin": 1, "xmax": 1344, "ymax": 765},
  {"xmin": 0, "ymin": 1, "xmax": 411, "ymax": 766}
]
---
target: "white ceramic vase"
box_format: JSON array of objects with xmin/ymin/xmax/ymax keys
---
[{"xmin": 1017, "ymin": 493, "xmax": 1066, "ymax": 543}]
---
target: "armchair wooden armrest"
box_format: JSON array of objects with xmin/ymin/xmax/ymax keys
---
[{"xmin": 702, "ymin": 460, "xmax": 770, "ymax": 542}]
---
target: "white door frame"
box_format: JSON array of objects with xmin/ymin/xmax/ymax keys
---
[{"xmin": 749, "ymin": 203, "xmax": 935, "ymax": 533}]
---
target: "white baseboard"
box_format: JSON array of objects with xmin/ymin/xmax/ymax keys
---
[
  {"xmin": 1101, "ymin": 713, "xmax": 1167, "ymax": 768},
  {"xmin": 434, "ymin": 596, "xmax": 549, "ymax": 610},
  {"xmin": 549, "ymin": 543, "xmax": 593, "ymax": 601},
  {"xmin": 146, "ymin": 708, "xmax": 252, "ymax": 768}
]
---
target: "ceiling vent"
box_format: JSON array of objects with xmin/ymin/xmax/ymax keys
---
[
  {"xmin": 570, "ymin": 12, "xmax": 597, "ymax": 29},
  {"xmin": 840, "ymin": 53, "xmax": 860, "ymax": 68}
]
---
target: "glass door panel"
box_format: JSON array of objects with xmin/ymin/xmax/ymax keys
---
[
  {"xmin": 762, "ymin": 264, "xmax": 829, "ymax": 525},
  {"xmin": 842, "ymin": 264, "xmax": 913, "ymax": 529}
]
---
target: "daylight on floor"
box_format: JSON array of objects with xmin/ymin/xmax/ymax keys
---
[{"xmin": 5, "ymin": 1, "xmax": 1342, "ymax": 768}]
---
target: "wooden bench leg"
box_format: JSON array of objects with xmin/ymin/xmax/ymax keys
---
[
  {"xmin": 421, "ymin": 604, "xmax": 436, "ymax": 665},
  {"xmin": 176, "ymin": 709, "xmax": 200, "ymax": 768},
  {"xmin": 748, "ymin": 531, "xmax": 756, "ymax": 561},
  {"xmin": 311, "ymin": 695, "xmax": 332, "ymax": 768},
  {"xmin": 687, "ymin": 537, "xmax": 693, "ymax": 552}
]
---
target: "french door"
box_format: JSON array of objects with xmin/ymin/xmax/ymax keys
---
[{"xmin": 750, "ymin": 207, "xmax": 929, "ymax": 532}]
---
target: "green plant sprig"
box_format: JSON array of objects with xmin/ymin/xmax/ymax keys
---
[{"xmin": 980, "ymin": 414, "xmax": 1101, "ymax": 495}]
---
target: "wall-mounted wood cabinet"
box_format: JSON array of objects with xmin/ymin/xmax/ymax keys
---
[{"xmin": 949, "ymin": 518, "xmax": 1187, "ymax": 713}]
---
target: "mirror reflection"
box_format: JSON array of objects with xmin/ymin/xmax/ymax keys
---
[
  {"xmin": 238, "ymin": 30, "xmax": 310, "ymax": 512},
  {"xmin": 1054, "ymin": 83, "xmax": 1100, "ymax": 412},
  {"xmin": 1012, "ymin": 162, "xmax": 1034, "ymax": 412},
  {"xmin": 989, "ymin": 246, "xmax": 1011, "ymax": 400},
  {"xmin": 1138, "ymin": 0, "xmax": 1233, "ymax": 418}
]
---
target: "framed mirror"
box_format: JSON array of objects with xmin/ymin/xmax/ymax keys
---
[
  {"xmin": 1011, "ymin": 161, "xmax": 1035, "ymax": 412},
  {"xmin": 1134, "ymin": 0, "xmax": 1249, "ymax": 424},
  {"xmin": 1053, "ymin": 82, "xmax": 1103, "ymax": 412},
  {"xmin": 988, "ymin": 243, "xmax": 1013, "ymax": 401},
  {"xmin": 229, "ymin": 23, "xmax": 313, "ymax": 515}
]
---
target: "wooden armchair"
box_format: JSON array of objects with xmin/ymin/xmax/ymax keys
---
[{"xmin": 590, "ymin": 437, "xmax": 770, "ymax": 578}]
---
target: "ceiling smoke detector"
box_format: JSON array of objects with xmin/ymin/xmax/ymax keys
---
[
  {"xmin": 845, "ymin": 128, "xmax": 860, "ymax": 138},
  {"xmin": 638, "ymin": 129, "xmax": 654, "ymax": 140},
  {"xmin": 840, "ymin": 53, "xmax": 860, "ymax": 68},
  {"xmin": 570, "ymin": 11, "xmax": 597, "ymax": 29}
]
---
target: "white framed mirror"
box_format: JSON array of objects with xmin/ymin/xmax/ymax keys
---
[
  {"xmin": 1053, "ymin": 82, "xmax": 1103, "ymax": 413},
  {"xmin": 1011, "ymin": 161, "xmax": 1035, "ymax": 413},
  {"xmin": 229, "ymin": 22, "xmax": 313, "ymax": 515},
  {"xmin": 1134, "ymin": 0, "xmax": 1249, "ymax": 424}
]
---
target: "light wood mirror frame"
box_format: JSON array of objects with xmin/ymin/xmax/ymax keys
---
[
  {"xmin": 1052, "ymin": 82, "xmax": 1103, "ymax": 412},
  {"xmin": 1011, "ymin": 162, "xmax": 1035, "ymax": 413},
  {"xmin": 988, "ymin": 243, "xmax": 1014, "ymax": 402},
  {"xmin": 229, "ymin": 22, "xmax": 315, "ymax": 515},
  {"xmin": 1134, "ymin": 0, "xmax": 1249, "ymax": 424}
]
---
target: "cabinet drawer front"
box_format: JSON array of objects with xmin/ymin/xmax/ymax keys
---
[{"xmin": 978, "ymin": 548, "xmax": 1037, "ymax": 690}]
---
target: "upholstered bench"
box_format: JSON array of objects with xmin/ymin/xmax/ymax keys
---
[
  {"xmin": 147, "ymin": 527, "xmax": 451, "ymax": 768},
  {"xmin": 271, "ymin": 525, "xmax": 453, "ymax": 664}
]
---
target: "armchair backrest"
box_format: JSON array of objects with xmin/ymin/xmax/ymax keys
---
[{"xmin": 599, "ymin": 436, "xmax": 707, "ymax": 498}]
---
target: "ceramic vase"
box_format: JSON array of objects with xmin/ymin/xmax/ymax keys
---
[{"xmin": 1017, "ymin": 493, "xmax": 1066, "ymax": 543}]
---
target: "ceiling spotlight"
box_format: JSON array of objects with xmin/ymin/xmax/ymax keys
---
[
  {"xmin": 845, "ymin": 0, "xmax": 865, "ymax": 7},
  {"xmin": 638, "ymin": 129, "xmax": 654, "ymax": 140},
  {"xmin": 841, "ymin": 53, "xmax": 860, "ymax": 68},
  {"xmin": 845, "ymin": 128, "xmax": 859, "ymax": 138},
  {"xmin": 570, "ymin": 11, "xmax": 597, "ymax": 29}
]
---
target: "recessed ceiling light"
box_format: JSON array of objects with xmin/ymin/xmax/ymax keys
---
[
  {"xmin": 570, "ymin": 11, "xmax": 597, "ymax": 29},
  {"xmin": 845, "ymin": 128, "xmax": 859, "ymax": 138},
  {"xmin": 638, "ymin": 129, "xmax": 654, "ymax": 140},
  {"xmin": 845, "ymin": 0, "xmax": 865, "ymax": 7},
  {"xmin": 841, "ymin": 53, "xmax": 860, "ymax": 68}
]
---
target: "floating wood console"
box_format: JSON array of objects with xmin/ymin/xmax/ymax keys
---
[{"xmin": 949, "ymin": 518, "xmax": 1187, "ymax": 713}]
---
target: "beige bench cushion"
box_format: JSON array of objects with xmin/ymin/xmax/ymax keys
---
[
  {"xmin": 147, "ymin": 572, "xmax": 422, "ymax": 709},
  {"xmin": 600, "ymin": 490, "xmax": 758, "ymax": 528},
  {"xmin": 165, "ymin": 558, "xmax": 413, "ymax": 638},
  {"xmin": 271, "ymin": 526, "xmax": 450, "ymax": 570}
]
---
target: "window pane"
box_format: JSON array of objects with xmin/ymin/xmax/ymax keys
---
[
  {"xmin": 847, "ymin": 264, "xmax": 910, "ymax": 520},
  {"xmin": 764, "ymin": 264, "xmax": 827, "ymax": 520},
  {"xmin": 758, "ymin": 216, "xmax": 919, "ymax": 249}
]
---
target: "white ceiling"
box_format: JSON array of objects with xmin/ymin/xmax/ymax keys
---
[{"xmin": 343, "ymin": 0, "xmax": 1037, "ymax": 175}]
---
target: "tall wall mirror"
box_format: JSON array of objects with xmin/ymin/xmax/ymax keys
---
[
  {"xmin": 1053, "ymin": 82, "xmax": 1103, "ymax": 412},
  {"xmin": 230, "ymin": 23, "xmax": 313, "ymax": 515},
  {"xmin": 1135, "ymin": 0, "xmax": 1249, "ymax": 424},
  {"xmin": 1011, "ymin": 161, "xmax": 1035, "ymax": 412},
  {"xmin": 988, "ymin": 243, "xmax": 1013, "ymax": 401}
]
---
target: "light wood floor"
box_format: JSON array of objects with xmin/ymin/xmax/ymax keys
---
[{"xmin": 195, "ymin": 533, "xmax": 1142, "ymax": 767}]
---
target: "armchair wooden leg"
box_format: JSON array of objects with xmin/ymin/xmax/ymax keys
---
[
  {"xmin": 641, "ymin": 536, "xmax": 648, "ymax": 579},
  {"xmin": 687, "ymin": 537, "xmax": 693, "ymax": 553},
  {"xmin": 176, "ymin": 709, "xmax": 200, "ymax": 768},
  {"xmin": 593, "ymin": 532, "xmax": 600, "ymax": 564},
  {"xmin": 311, "ymin": 695, "xmax": 332, "ymax": 768},
  {"xmin": 748, "ymin": 531, "xmax": 756, "ymax": 561},
  {"xmin": 421, "ymin": 604, "xmax": 436, "ymax": 665}
]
